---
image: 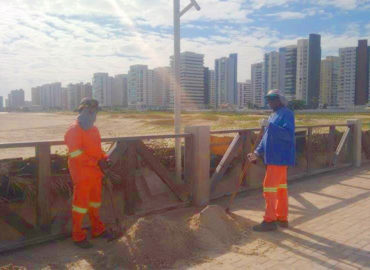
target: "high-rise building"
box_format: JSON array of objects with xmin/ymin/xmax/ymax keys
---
[
  {"xmin": 81, "ymin": 83, "xmax": 92, "ymax": 100},
  {"xmin": 208, "ymin": 70, "xmax": 216, "ymax": 109},
  {"xmin": 67, "ymin": 83, "xmax": 82, "ymax": 111},
  {"xmin": 296, "ymin": 34, "xmax": 321, "ymax": 108},
  {"xmin": 170, "ymin": 52, "xmax": 205, "ymax": 109},
  {"xmin": 228, "ymin": 54, "xmax": 238, "ymax": 105},
  {"xmin": 296, "ymin": 39, "xmax": 309, "ymax": 102},
  {"xmin": 128, "ymin": 65, "xmax": 150, "ymax": 107},
  {"xmin": 237, "ymin": 80, "xmax": 252, "ymax": 108},
  {"xmin": 0, "ymin": 96, "xmax": 3, "ymax": 111},
  {"xmin": 320, "ymin": 56, "xmax": 340, "ymax": 107},
  {"xmin": 215, "ymin": 53, "xmax": 238, "ymax": 107},
  {"xmin": 215, "ymin": 57, "xmax": 227, "ymax": 106},
  {"xmin": 307, "ymin": 34, "xmax": 321, "ymax": 108},
  {"xmin": 153, "ymin": 67, "xmax": 171, "ymax": 108},
  {"xmin": 32, "ymin": 83, "xmax": 62, "ymax": 109},
  {"xmin": 7, "ymin": 89, "xmax": 25, "ymax": 109},
  {"xmin": 338, "ymin": 47, "xmax": 357, "ymax": 108},
  {"xmin": 147, "ymin": 69, "xmax": 154, "ymax": 107},
  {"xmin": 112, "ymin": 75, "xmax": 128, "ymax": 107},
  {"xmin": 279, "ymin": 45, "xmax": 297, "ymax": 101},
  {"xmin": 251, "ymin": 62, "xmax": 265, "ymax": 108},
  {"xmin": 62, "ymin": 87, "xmax": 68, "ymax": 110},
  {"xmin": 31, "ymin": 87, "xmax": 41, "ymax": 106},
  {"xmin": 264, "ymin": 51, "xmax": 280, "ymax": 96},
  {"xmin": 93, "ymin": 73, "xmax": 113, "ymax": 107},
  {"xmin": 355, "ymin": 40, "xmax": 370, "ymax": 105},
  {"xmin": 204, "ymin": 67, "xmax": 210, "ymax": 106},
  {"xmin": 203, "ymin": 68, "xmax": 217, "ymax": 109},
  {"xmin": 67, "ymin": 83, "xmax": 93, "ymax": 110},
  {"xmin": 38, "ymin": 82, "xmax": 62, "ymax": 109}
]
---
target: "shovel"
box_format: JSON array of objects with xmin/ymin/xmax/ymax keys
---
[{"xmin": 225, "ymin": 127, "xmax": 264, "ymax": 213}]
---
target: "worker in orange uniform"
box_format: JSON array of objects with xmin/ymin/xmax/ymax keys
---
[
  {"xmin": 248, "ymin": 89, "xmax": 295, "ymax": 232},
  {"xmin": 64, "ymin": 98, "xmax": 111, "ymax": 248}
]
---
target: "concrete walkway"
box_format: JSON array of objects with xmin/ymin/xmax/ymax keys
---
[
  {"xmin": 0, "ymin": 165, "xmax": 369, "ymax": 269},
  {"xmin": 188, "ymin": 165, "xmax": 370, "ymax": 270}
]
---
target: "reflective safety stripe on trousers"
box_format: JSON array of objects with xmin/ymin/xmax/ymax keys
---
[
  {"xmin": 69, "ymin": 149, "xmax": 83, "ymax": 158},
  {"xmin": 279, "ymin": 184, "xmax": 288, "ymax": 189},
  {"xmin": 72, "ymin": 205, "xmax": 88, "ymax": 214},
  {"xmin": 263, "ymin": 187, "xmax": 278, "ymax": 192},
  {"xmin": 89, "ymin": 202, "xmax": 101, "ymax": 208}
]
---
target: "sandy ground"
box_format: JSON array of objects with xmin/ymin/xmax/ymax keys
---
[
  {"xmin": 0, "ymin": 112, "xmax": 174, "ymax": 159},
  {"xmin": 0, "ymin": 112, "xmax": 251, "ymax": 159},
  {"xmin": 1, "ymin": 111, "xmax": 369, "ymax": 159}
]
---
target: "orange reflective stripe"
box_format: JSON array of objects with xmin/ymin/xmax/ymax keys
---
[
  {"xmin": 89, "ymin": 202, "xmax": 101, "ymax": 208},
  {"xmin": 263, "ymin": 187, "xmax": 278, "ymax": 192},
  {"xmin": 72, "ymin": 205, "xmax": 88, "ymax": 214},
  {"xmin": 69, "ymin": 149, "xmax": 83, "ymax": 158}
]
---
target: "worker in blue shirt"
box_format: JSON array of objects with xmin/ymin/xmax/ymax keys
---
[{"xmin": 248, "ymin": 89, "xmax": 295, "ymax": 232}]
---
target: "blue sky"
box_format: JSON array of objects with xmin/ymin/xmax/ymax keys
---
[{"xmin": 0, "ymin": 0, "xmax": 369, "ymax": 99}]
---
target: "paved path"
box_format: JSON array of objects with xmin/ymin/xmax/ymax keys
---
[{"xmin": 188, "ymin": 165, "xmax": 370, "ymax": 270}]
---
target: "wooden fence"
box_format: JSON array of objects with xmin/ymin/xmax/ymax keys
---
[{"xmin": 0, "ymin": 119, "xmax": 365, "ymax": 252}]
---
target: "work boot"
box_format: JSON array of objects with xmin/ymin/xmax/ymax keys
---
[
  {"xmin": 74, "ymin": 239, "xmax": 93, "ymax": 249},
  {"xmin": 92, "ymin": 230, "xmax": 111, "ymax": 239},
  {"xmin": 253, "ymin": 221, "xmax": 277, "ymax": 232},
  {"xmin": 277, "ymin": 220, "xmax": 289, "ymax": 228}
]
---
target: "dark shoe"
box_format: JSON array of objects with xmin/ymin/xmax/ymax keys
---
[
  {"xmin": 92, "ymin": 230, "xmax": 110, "ymax": 239},
  {"xmin": 253, "ymin": 221, "xmax": 277, "ymax": 232},
  {"xmin": 74, "ymin": 239, "xmax": 93, "ymax": 249},
  {"xmin": 277, "ymin": 220, "xmax": 289, "ymax": 228}
]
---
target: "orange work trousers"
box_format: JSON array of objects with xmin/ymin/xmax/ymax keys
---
[
  {"xmin": 263, "ymin": 165, "xmax": 288, "ymax": 222},
  {"xmin": 72, "ymin": 175, "xmax": 105, "ymax": 242}
]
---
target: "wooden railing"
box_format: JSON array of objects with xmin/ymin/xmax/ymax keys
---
[
  {"xmin": 208, "ymin": 121, "xmax": 360, "ymax": 199},
  {"xmin": 0, "ymin": 120, "xmax": 364, "ymax": 253}
]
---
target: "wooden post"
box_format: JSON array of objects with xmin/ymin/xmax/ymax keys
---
[
  {"xmin": 306, "ymin": 127, "xmax": 313, "ymax": 173},
  {"xmin": 241, "ymin": 131, "xmax": 252, "ymax": 186},
  {"xmin": 35, "ymin": 143, "xmax": 52, "ymax": 230},
  {"xmin": 184, "ymin": 135, "xmax": 193, "ymax": 185},
  {"xmin": 184, "ymin": 126, "xmax": 210, "ymax": 207},
  {"xmin": 347, "ymin": 119, "xmax": 362, "ymax": 167},
  {"xmin": 124, "ymin": 142, "xmax": 136, "ymax": 215},
  {"xmin": 328, "ymin": 126, "xmax": 336, "ymax": 166}
]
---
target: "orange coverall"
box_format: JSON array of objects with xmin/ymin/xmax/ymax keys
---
[
  {"xmin": 263, "ymin": 165, "xmax": 288, "ymax": 222},
  {"xmin": 64, "ymin": 121, "xmax": 106, "ymax": 242}
]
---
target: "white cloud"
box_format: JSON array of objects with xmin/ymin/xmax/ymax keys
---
[
  {"xmin": 248, "ymin": 0, "xmax": 296, "ymax": 9},
  {"xmin": 1, "ymin": 0, "xmax": 370, "ymax": 100},
  {"xmin": 10, "ymin": 0, "xmax": 251, "ymax": 27},
  {"xmin": 320, "ymin": 24, "xmax": 369, "ymax": 56},
  {"xmin": 266, "ymin": 11, "xmax": 307, "ymax": 20},
  {"xmin": 250, "ymin": 0, "xmax": 369, "ymax": 10},
  {"xmin": 366, "ymin": 23, "xmax": 370, "ymax": 32},
  {"xmin": 316, "ymin": 0, "xmax": 365, "ymax": 10}
]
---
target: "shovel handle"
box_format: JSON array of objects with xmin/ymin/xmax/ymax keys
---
[{"xmin": 226, "ymin": 127, "xmax": 265, "ymax": 211}]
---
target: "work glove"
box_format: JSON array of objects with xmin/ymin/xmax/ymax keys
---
[
  {"xmin": 259, "ymin": 118, "xmax": 269, "ymax": 127},
  {"xmin": 98, "ymin": 158, "xmax": 113, "ymax": 172},
  {"xmin": 247, "ymin": 152, "xmax": 259, "ymax": 164}
]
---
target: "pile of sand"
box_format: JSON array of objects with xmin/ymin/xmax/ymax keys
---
[
  {"xmin": 189, "ymin": 205, "xmax": 242, "ymax": 250},
  {"xmin": 104, "ymin": 205, "xmax": 244, "ymax": 269},
  {"xmin": 124, "ymin": 215, "xmax": 197, "ymax": 268}
]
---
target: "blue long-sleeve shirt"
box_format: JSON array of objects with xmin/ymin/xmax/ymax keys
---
[{"xmin": 255, "ymin": 107, "xmax": 296, "ymax": 166}]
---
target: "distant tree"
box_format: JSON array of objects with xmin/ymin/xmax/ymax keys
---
[{"xmin": 288, "ymin": 100, "xmax": 306, "ymax": 111}]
